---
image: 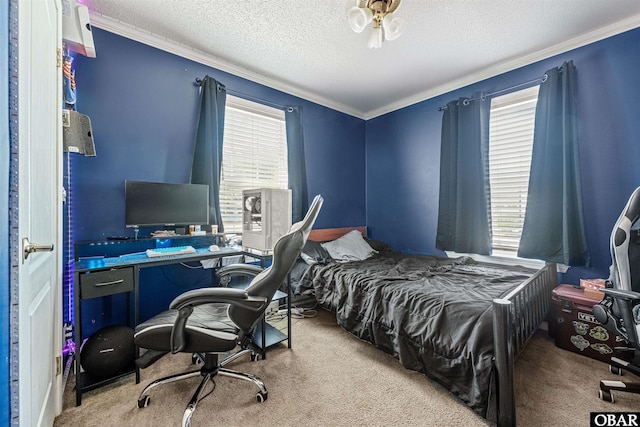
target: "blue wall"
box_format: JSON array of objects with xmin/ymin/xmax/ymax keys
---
[
  {"xmin": 366, "ymin": 27, "xmax": 640, "ymax": 283},
  {"xmin": 71, "ymin": 29, "xmax": 366, "ymax": 332}
]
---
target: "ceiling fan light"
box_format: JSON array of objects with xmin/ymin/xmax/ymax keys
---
[
  {"xmin": 367, "ymin": 25, "xmax": 383, "ymax": 49},
  {"xmin": 348, "ymin": 6, "xmax": 373, "ymax": 33},
  {"xmin": 382, "ymin": 13, "xmax": 406, "ymax": 41}
]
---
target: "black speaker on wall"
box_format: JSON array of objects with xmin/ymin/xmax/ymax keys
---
[{"xmin": 80, "ymin": 325, "xmax": 135, "ymax": 379}]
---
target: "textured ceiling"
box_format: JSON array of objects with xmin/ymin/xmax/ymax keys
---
[{"xmin": 83, "ymin": 0, "xmax": 640, "ymax": 119}]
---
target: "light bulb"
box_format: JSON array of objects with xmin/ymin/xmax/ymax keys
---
[
  {"xmin": 367, "ymin": 25, "xmax": 383, "ymax": 49},
  {"xmin": 348, "ymin": 6, "xmax": 373, "ymax": 33},
  {"xmin": 382, "ymin": 13, "xmax": 406, "ymax": 41}
]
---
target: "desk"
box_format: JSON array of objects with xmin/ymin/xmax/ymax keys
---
[{"xmin": 73, "ymin": 244, "xmax": 290, "ymax": 405}]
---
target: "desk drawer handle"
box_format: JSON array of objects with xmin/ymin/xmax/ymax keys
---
[{"xmin": 94, "ymin": 279, "xmax": 124, "ymax": 287}]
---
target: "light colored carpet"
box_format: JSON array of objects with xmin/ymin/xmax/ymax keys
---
[{"xmin": 54, "ymin": 309, "xmax": 640, "ymax": 427}]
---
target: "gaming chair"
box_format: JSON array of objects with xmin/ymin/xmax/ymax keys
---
[{"xmin": 593, "ymin": 187, "xmax": 640, "ymax": 402}]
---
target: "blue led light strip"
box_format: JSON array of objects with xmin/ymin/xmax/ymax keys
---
[{"xmin": 63, "ymin": 152, "xmax": 75, "ymax": 356}]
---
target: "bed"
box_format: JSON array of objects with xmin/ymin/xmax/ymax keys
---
[{"xmin": 290, "ymin": 227, "xmax": 557, "ymax": 426}]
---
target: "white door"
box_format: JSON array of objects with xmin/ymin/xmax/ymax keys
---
[{"xmin": 17, "ymin": 0, "xmax": 62, "ymax": 426}]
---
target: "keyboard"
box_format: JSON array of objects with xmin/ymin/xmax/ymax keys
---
[{"xmin": 146, "ymin": 245, "xmax": 196, "ymax": 258}]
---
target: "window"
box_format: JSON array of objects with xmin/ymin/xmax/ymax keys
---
[
  {"xmin": 219, "ymin": 96, "xmax": 288, "ymax": 232},
  {"xmin": 488, "ymin": 86, "xmax": 538, "ymax": 255}
]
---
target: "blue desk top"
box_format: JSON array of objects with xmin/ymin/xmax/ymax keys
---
[{"xmin": 74, "ymin": 246, "xmax": 245, "ymax": 272}]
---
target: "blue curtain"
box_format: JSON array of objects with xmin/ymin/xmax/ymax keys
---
[
  {"xmin": 518, "ymin": 61, "xmax": 590, "ymax": 266},
  {"xmin": 436, "ymin": 93, "xmax": 492, "ymax": 255},
  {"xmin": 190, "ymin": 76, "xmax": 227, "ymax": 231},
  {"xmin": 285, "ymin": 106, "xmax": 309, "ymax": 223}
]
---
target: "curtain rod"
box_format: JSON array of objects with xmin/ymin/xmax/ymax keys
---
[
  {"xmin": 437, "ymin": 73, "xmax": 548, "ymax": 111},
  {"xmin": 195, "ymin": 77, "xmax": 292, "ymax": 111}
]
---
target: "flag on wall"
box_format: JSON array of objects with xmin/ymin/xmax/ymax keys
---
[{"xmin": 63, "ymin": 51, "xmax": 76, "ymax": 110}]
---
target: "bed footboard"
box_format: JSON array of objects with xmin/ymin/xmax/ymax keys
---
[{"xmin": 492, "ymin": 262, "xmax": 557, "ymax": 427}]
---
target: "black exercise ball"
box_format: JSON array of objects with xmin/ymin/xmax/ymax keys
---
[{"xmin": 80, "ymin": 325, "xmax": 135, "ymax": 379}]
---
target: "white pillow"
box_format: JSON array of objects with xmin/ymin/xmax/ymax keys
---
[{"xmin": 321, "ymin": 230, "xmax": 377, "ymax": 262}]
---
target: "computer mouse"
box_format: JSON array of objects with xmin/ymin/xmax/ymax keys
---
[{"xmin": 209, "ymin": 245, "xmax": 220, "ymax": 251}]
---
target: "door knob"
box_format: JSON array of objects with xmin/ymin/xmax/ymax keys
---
[{"xmin": 22, "ymin": 237, "xmax": 54, "ymax": 263}]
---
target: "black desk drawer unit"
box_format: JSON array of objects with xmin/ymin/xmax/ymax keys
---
[
  {"xmin": 80, "ymin": 267, "xmax": 134, "ymax": 299},
  {"xmin": 74, "ymin": 265, "xmax": 138, "ymax": 405}
]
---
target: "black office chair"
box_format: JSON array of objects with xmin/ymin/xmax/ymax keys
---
[
  {"xmin": 133, "ymin": 195, "xmax": 323, "ymax": 426},
  {"xmin": 593, "ymin": 187, "xmax": 640, "ymax": 402}
]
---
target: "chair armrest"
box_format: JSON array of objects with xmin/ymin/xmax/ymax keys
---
[
  {"xmin": 216, "ymin": 264, "xmax": 264, "ymax": 287},
  {"xmin": 216, "ymin": 264, "xmax": 264, "ymax": 278},
  {"xmin": 168, "ymin": 287, "xmax": 268, "ymax": 353},
  {"xmin": 170, "ymin": 287, "xmax": 267, "ymax": 312},
  {"xmin": 601, "ymin": 288, "xmax": 640, "ymax": 301}
]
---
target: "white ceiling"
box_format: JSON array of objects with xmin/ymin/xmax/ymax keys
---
[{"xmin": 83, "ymin": 0, "xmax": 640, "ymax": 119}]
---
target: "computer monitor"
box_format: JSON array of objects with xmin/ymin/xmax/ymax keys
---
[{"xmin": 124, "ymin": 180, "xmax": 209, "ymax": 228}]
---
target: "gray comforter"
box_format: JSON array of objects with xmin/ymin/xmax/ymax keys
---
[{"xmin": 305, "ymin": 252, "xmax": 535, "ymax": 418}]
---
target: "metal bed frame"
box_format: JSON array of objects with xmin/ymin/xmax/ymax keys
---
[{"xmin": 493, "ymin": 262, "xmax": 557, "ymax": 427}]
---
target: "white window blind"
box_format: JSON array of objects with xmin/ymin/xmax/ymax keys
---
[
  {"xmin": 220, "ymin": 96, "xmax": 288, "ymax": 233},
  {"xmin": 488, "ymin": 86, "xmax": 538, "ymax": 253}
]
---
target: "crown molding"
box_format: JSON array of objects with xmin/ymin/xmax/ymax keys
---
[
  {"xmin": 89, "ymin": 11, "xmax": 640, "ymax": 121},
  {"xmin": 364, "ymin": 13, "xmax": 640, "ymax": 119},
  {"xmin": 88, "ymin": 12, "xmax": 366, "ymax": 119}
]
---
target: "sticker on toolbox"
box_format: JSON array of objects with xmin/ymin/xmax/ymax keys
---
[
  {"xmin": 578, "ymin": 311, "xmax": 598, "ymax": 324},
  {"xmin": 589, "ymin": 325, "xmax": 609, "ymax": 341},
  {"xmin": 590, "ymin": 343, "xmax": 613, "ymax": 354},
  {"xmin": 572, "ymin": 321, "xmax": 589, "ymax": 335},
  {"xmin": 570, "ymin": 335, "xmax": 590, "ymax": 351}
]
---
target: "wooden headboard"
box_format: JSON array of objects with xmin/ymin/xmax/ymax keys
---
[{"xmin": 309, "ymin": 226, "xmax": 366, "ymax": 242}]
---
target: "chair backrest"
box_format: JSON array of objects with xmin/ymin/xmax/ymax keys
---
[
  {"xmin": 228, "ymin": 195, "xmax": 323, "ymax": 331},
  {"xmin": 605, "ymin": 187, "xmax": 640, "ymax": 347},
  {"xmin": 609, "ymin": 186, "xmax": 640, "ymax": 293}
]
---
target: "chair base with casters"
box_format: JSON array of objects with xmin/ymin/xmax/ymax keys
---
[
  {"xmin": 598, "ymin": 354, "xmax": 640, "ymax": 403},
  {"xmin": 137, "ymin": 348, "xmax": 268, "ymax": 427},
  {"xmin": 133, "ymin": 305, "xmax": 270, "ymax": 427}
]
